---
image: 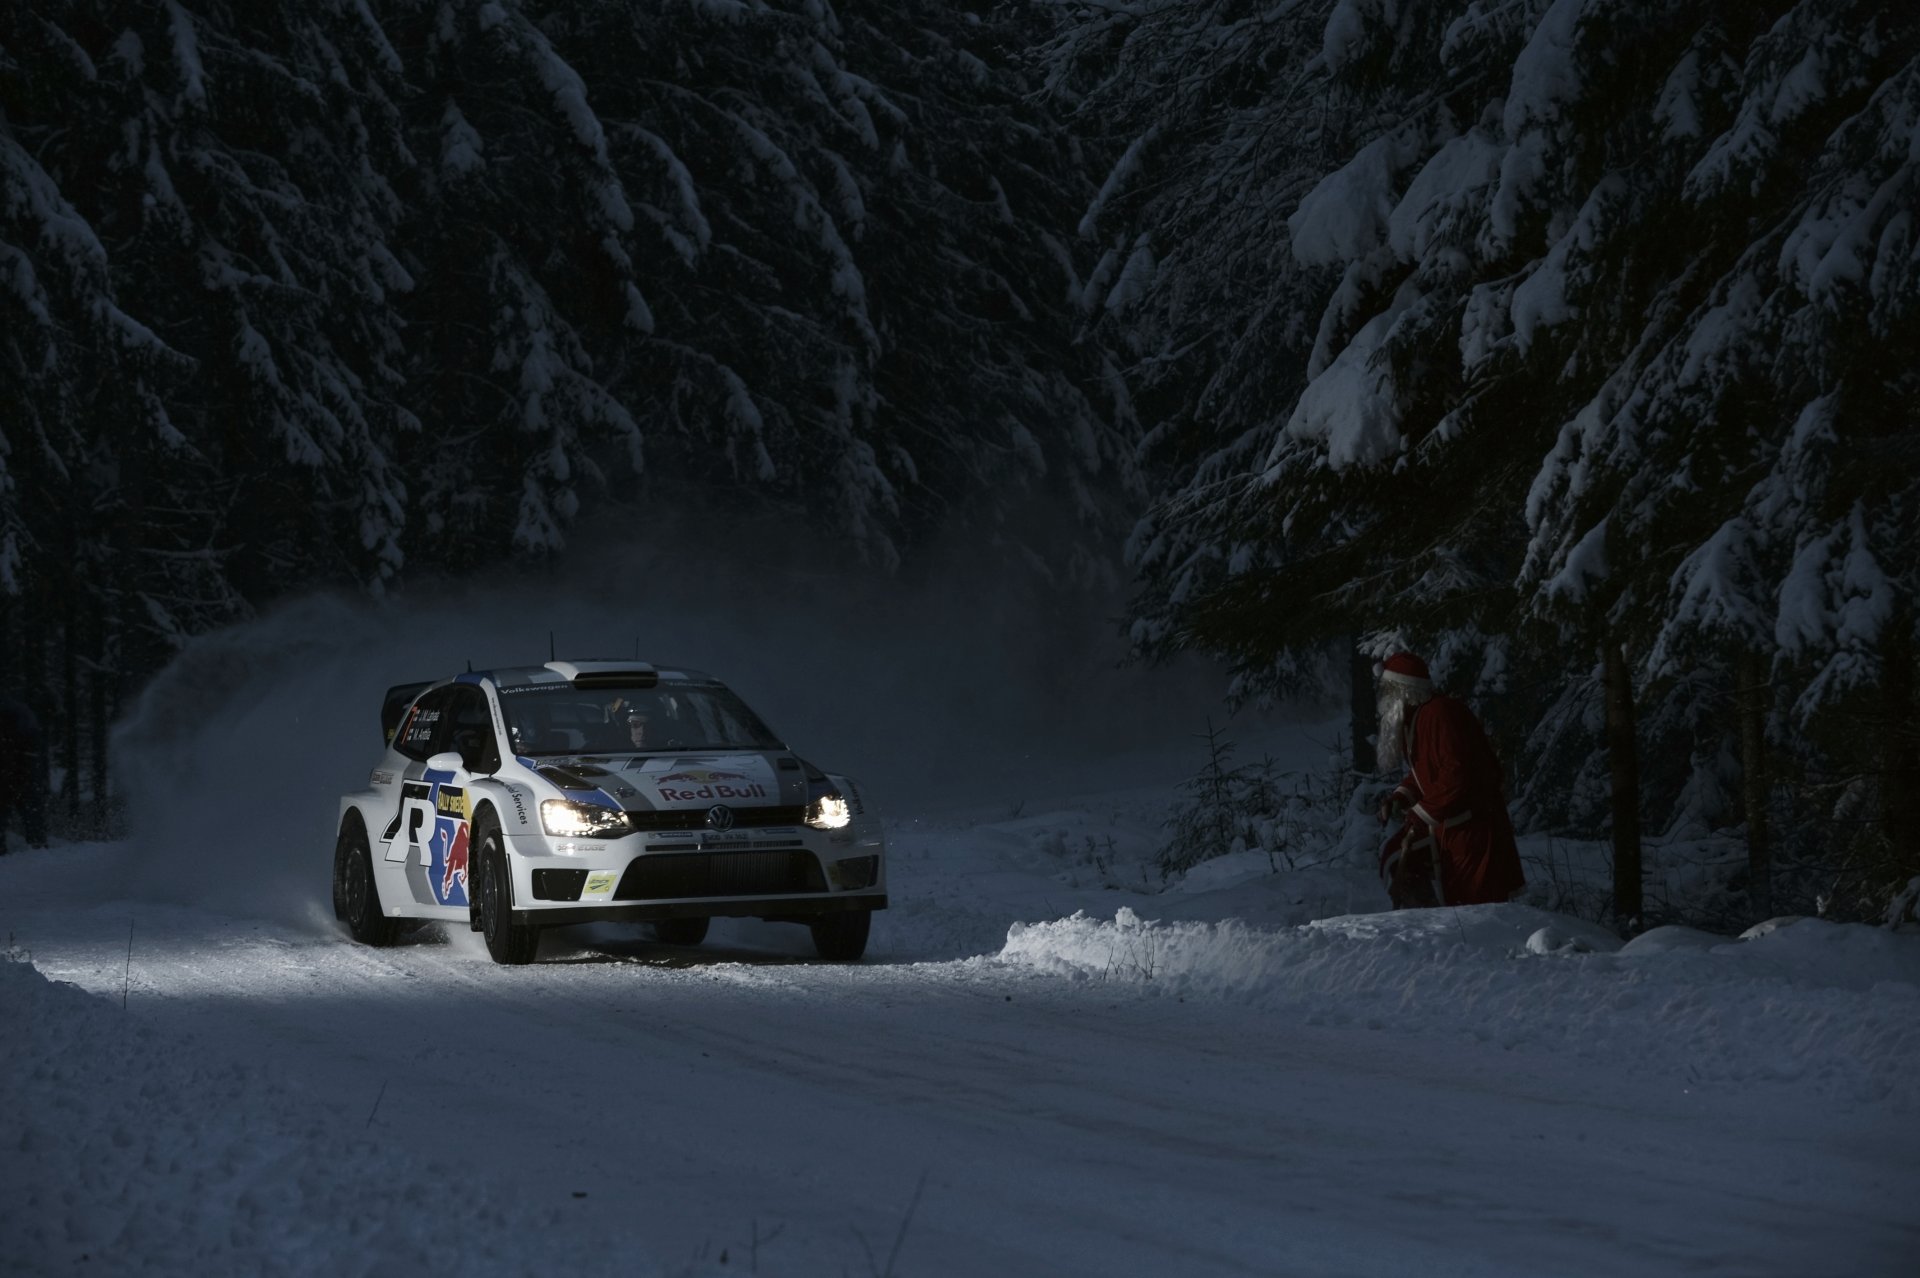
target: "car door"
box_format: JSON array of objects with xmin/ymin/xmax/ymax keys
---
[
  {"xmin": 413, "ymin": 684, "xmax": 493, "ymax": 910},
  {"xmin": 377, "ymin": 686, "xmax": 472, "ymax": 911}
]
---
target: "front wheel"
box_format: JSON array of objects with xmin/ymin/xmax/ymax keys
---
[
  {"xmin": 335, "ymin": 820, "xmax": 399, "ymax": 947},
  {"xmin": 475, "ymin": 816, "xmax": 539, "ymax": 965},
  {"xmin": 809, "ymin": 909, "xmax": 871, "ymax": 962}
]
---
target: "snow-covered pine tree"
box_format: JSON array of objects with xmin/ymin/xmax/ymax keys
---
[
  {"xmin": 2, "ymin": 0, "xmax": 1138, "ymax": 805},
  {"xmin": 1042, "ymin": 0, "xmax": 1538, "ymax": 711},
  {"xmin": 392, "ymin": 0, "xmax": 1131, "ymax": 581},
  {"xmin": 1520, "ymin": 0, "xmax": 1920, "ymax": 918},
  {"xmin": 1067, "ymin": 0, "xmax": 1918, "ymax": 919},
  {"xmin": 2, "ymin": 6, "xmax": 246, "ymax": 813},
  {"xmin": 1038, "ymin": 0, "xmax": 1338, "ymax": 705},
  {"xmin": 837, "ymin": 0, "xmax": 1140, "ymax": 586}
]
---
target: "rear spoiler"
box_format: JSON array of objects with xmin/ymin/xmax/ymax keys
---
[{"xmin": 381, "ymin": 681, "xmax": 433, "ymax": 744}]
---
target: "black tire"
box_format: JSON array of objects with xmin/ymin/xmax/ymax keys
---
[
  {"xmin": 475, "ymin": 814, "xmax": 539, "ymax": 965},
  {"xmin": 650, "ymin": 917, "xmax": 710, "ymax": 946},
  {"xmin": 335, "ymin": 820, "xmax": 399, "ymax": 947},
  {"xmin": 810, "ymin": 909, "xmax": 871, "ymax": 962}
]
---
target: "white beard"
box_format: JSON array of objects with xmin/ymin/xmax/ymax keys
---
[{"xmin": 1376, "ymin": 687, "xmax": 1428, "ymax": 773}]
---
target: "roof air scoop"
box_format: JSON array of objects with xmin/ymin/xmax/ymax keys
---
[{"xmin": 545, "ymin": 660, "xmax": 659, "ymax": 688}]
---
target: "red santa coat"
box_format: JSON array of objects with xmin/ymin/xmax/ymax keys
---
[{"xmin": 1385, "ymin": 694, "xmax": 1525, "ymax": 906}]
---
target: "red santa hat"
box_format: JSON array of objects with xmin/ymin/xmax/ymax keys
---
[{"xmin": 1377, "ymin": 651, "xmax": 1432, "ymax": 691}]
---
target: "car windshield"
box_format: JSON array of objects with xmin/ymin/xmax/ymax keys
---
[{"xmin": 498, "ymin": 681, "xmax": 784, "ymax": 757}]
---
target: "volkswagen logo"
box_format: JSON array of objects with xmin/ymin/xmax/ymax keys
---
[{"xmin": 706, "ymin": 804, "xmax": 735, "ymax": 832}]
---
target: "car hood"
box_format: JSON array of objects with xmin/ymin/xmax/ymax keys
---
[{"xmin": 532, "ymin": 751, "xmax": 807, "ymax": 811}]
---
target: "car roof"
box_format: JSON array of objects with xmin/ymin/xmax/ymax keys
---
[{"xmin": 481, "ymin": 660, "xmax": 717, "ymax": 690}]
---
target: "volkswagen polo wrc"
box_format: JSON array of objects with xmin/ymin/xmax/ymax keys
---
[{"xmin": 331, "ymin": 660, "xmax": 886, "ymax": 963}]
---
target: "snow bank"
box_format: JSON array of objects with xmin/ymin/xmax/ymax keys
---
[
  {"xmin": 998, "ymin": 906, "xmax": 1920, "ymax": 1108},
  {"xmin": 0, "ymin": 955, "xmax": 695, "ymax": 1277}
]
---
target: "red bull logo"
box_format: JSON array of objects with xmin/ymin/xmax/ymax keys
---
[
  {"xmin": 441, "ymin": 820, "xmax": 470, "ymax": 900},
  {"xmin": 658, "ymin": 769, "xmax": 749, "ymax": 784},
  {"xmin": 657, "ymin": 781, "xmax": 768, "ymax": 802}
]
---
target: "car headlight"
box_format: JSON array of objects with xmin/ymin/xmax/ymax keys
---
[
  {"xmin": 541, "ymin": 799, "xmax": 630, "ymax": 838},
  {"xmin": 806, "ymin": 793, "xmax": 852, "ymax": 830}
]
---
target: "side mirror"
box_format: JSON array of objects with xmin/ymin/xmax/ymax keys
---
[{"xmin": 425, "ymin": 751, "xmax": 465, "ymax": 774}]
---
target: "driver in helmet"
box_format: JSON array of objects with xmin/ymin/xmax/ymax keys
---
[
  {"xmin": 605, "ymin": 694, "xmax": 662, "ymax": 751},
  {"xmin": 624, "ymin": 702, "xmax": 656, "ymax": 750}
]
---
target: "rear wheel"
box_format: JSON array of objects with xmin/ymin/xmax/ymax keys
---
[
  {"xmin": 651, "ymin": 917, "xmax": 710, "ymax": 946},
  {"xmin": 809, "ymin": 909, "xmax": 871, "ymax": 962},
  {"xmin": 475, "ymin": 815, "xmax": 539, "ymax": 965},
  {"xmin": 335, "ymin": 820, "xmax": 399, "ymax": 947}
]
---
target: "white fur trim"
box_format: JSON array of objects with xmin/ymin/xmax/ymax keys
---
[{"xmin": 1379, "ymin": 669, "xmax": 1432, "ymax": 690}]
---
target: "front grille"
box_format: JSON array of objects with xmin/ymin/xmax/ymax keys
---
[
  {"xmin": 614, "ymin": 850, "xmax": 827, "ymax": 900},
  {"xmin": 626, "ymin": 805, "xmax": 805, "ymax": 832}
]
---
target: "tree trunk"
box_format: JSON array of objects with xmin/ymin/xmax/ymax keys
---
[
  {"xmin": 1879, "ymin": 609, "xmax": 1916, "ymax": 889},
  {"xmin": 89, "ymin": 604, "xmax": 110, "ymax": 809},
  {"xmin": 1349, "ymin": 643, "xmax": 1377, "ymax": 774},
  {"xmin": 1736, "ymin": 648, "xmax": 1772, "ymax": 922},
  {"xmin": 62, "ymin": 597, "xmax": 79, "ymax": 818},
  {"xmin": 26, "ymin": 600, "xmax": 51, "ymax": 826},
  {"xmin": 1603, "ymin": 641, "xmax": 1642, "ymax": 928}
]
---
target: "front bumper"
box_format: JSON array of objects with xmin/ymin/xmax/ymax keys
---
[
  {"xmin": 512, "ymin": 892, "xmax": 886, "ymax": 928},
  {"xmin": 505, "ymin": 822, "xmax": 887, "ymax": 923}
]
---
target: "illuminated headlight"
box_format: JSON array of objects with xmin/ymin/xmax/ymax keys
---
[
  {"xmin": 540, "ymin": 799, "xmax": 630, "ymax": 838},
  {"xmin": 806, "ymin": 794, "xmax": 852, "ymax": 830}
]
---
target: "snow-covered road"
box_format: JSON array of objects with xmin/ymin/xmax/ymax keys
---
[{"xmin": 7, "ymin": 800, "xmax": 1916, "ymax": 1277}]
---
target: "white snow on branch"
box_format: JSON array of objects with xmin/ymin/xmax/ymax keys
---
[
  {"xmin": 163, "ymin": 1, "xmax": 207, "ymax": 107},
  {"xmin": 624, "ymin": 283, "xmax": 654, "ymax": 334},
  {"xmin": 352, "ymin": 0, "xmax": 405, "ymax": 74},
  {"xmin": 625, "ymin": 125, "xmax": 711, "ymax": 255},
  {"xmin": 489, "ymin": 9, "xmax": 633, "ymax": 232},
  {"xmin": 1388, "ymin": 128, "xmax": 1505, "ymax": 261},
  {"xmin": 1307, "ymin": 246, "xmax": 1397, "ymax": 378},
  {"xmin": 1502, "ymin": 0, "xmax": 1589, "ymax": 137},
  {"xmin": 1676, "ymin": 275, "xmax": 1763, "ymax": 388},
  {"xmin": 1290, "ymin": 128, "xmax": 1425, "ymax": 268},
  {"xmin": 811, "ymin": 41, "xmax": 879, "ymax": 149},
  {"xmin": 3, "ymin": 136, "xmax": 109, "ymax": 271},
  {"xmin": 1105, "ymin": 235, "xmax": 1157, "ymax": 313},
  {"xmin": 1486, "ymin": 129, "xmax": 1549, "ymax": 252},
  {"xmin": 1647, "ymin": 516, "xmax": 1771, "ymax": 676},
  {"xmin": 441, "ymin": 102, "xmax": 485, "ymax": 174},
  {"xmin": 1078, "ymin": 126, "xmax": 1159, "ymax": 239},
  {"xmin": 1540, "ymin": 514, "xmax": 1607, "ymax": 604},
  {"xmin": 1321, "ymin": 0, "xmax": 1392, "ymax": 74},
  {"xmin": 0, "ymin": 242, "xmax": 51, "ymax": 329},
  {"xmin": 1768, "ymin": 46, "xmax": 1827, "ymax": 127},
  {"xmin": 1779, "ymin": 503, "xmax": 1894, "ymax": 718},
  {"xmin": 1279, "ymin": 281, "xmax": 1419, "ymax": 471},
  {"xmin": 1655, "ymin": 50, "xmax": 1704, "ymax": 141},
  {"xmin": 1509, "ymin": 173, "xmax": 1624, "ymax": 351}
]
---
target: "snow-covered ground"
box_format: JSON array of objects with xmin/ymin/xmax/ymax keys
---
[
  {"xmin": 7, "ymin": 724, "xmax": 1918, "ymax": 1276},
  {"xmin": 4, "ymin": 591, "xmax": 1917, "ymax": 1276}
]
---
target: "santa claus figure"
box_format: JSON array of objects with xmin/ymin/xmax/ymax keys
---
[{"xmin": 1374, "ymin": 652, "xmax": 1525, "ymax": 908}]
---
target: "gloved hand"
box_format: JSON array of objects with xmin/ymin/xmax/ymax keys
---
[{"xmin": 1376, "ymin": 791, "xmax": 1408, "ymax": 826}]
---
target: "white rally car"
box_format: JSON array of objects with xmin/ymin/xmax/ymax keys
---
[{"xmin": 331, "ymin": 660, "xmax": 887, "ymax": 963}]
